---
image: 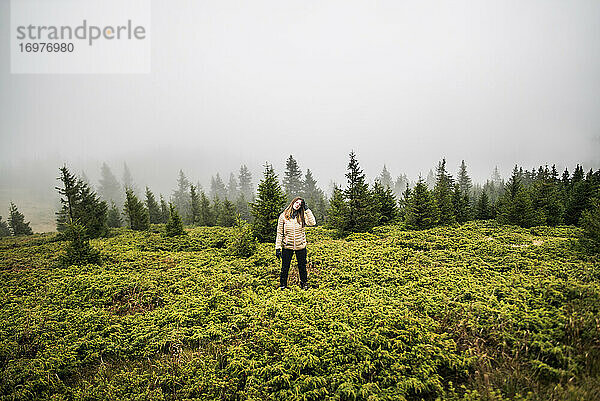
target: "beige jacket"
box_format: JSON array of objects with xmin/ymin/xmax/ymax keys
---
[{"xmin": 275, "ymin": 208, "xmax": 316, "ymax": 250}]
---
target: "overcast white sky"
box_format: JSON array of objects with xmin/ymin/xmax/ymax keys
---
[{"xmin": 1, "ymin": 0, "xmax": 599, "ymax": 196}]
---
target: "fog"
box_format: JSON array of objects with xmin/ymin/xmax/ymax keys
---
[{"xmin": 1, "ymin": 0, "xmax": 599, "ymax": 231}]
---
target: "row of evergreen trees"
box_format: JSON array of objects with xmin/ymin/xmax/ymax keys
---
[
  {"xmin": 4, "ymin": 157, "xmax": 599, "ymax": 244},
  {"xmin": 89, "ymin": 156, "xmax": 329, "ymax": 233}
]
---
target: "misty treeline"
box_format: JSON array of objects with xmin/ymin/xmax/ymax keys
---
[{"xmin": 2, "ymin": 152, "xmax": 599, "ymax": 251}]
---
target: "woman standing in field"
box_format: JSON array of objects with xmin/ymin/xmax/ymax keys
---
[{"xmin": 275, "ymin": 197, "xmax": 316, "ymax": 289}]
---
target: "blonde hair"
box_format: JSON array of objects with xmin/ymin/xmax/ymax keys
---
[{"xmin": 282, "ymin": 197, "xmax": 307, "ymax": 227}]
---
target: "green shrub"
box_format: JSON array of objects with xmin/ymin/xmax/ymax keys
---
[{"xmin": 227, "ymin": 214, "xmax": 257, "ymax": 257}]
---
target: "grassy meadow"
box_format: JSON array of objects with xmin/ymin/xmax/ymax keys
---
[{"xmin": 1, "ymin": 221, "xmax": 599, "ymax": 400}]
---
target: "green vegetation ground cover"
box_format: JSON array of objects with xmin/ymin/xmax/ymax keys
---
[{"xmin": 1, "ymin": 221, "xmax": 599, "ymax": 400}]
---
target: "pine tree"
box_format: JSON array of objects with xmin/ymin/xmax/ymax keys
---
[
  {"xmin": 372, "ymin": 179, "xmax": 399, "ymax": 225},
  {"xmin": 302, "ymin": 169, "xmax": 327, "ymax": 225},
  {"xmin": 398, "ymin": 183, "xmax": 412, "ymax": 220},
  {"xmin": 343, "ymin": 151, "xmax": 377, "ymax": 232},
  {"xmin": 60, "ymin": 221, "xmax": 102, "ymax": 267},
  {"xmin": 189, "ymin": 185, "xmax": 201, "ymax": 225},
  {"xmin": 433, "ymin": 158, "xmax": 456, "ymax": 225},
  {"xmin": 212, "ymin": 196, "xmax": 222, "ymax": 226},
  {"xmin": 283, "ymin": 155, "xmax": 304, "ymax": 202},
  {"xmin": 165, "ymin": 203, "xmax": 186, "ymax": 236},
  {"xmin": 172, "ymin": 170, "xmax": 191, "ymax": 221},
  {"xmin": 475, "ymin": 190, "xmax": 491, "ymax": 220},
  {"xmin": 56, "ymin": 166, "xmax": 81, "ymax": 232},
  {"xmin": 452, "ymin": 182, "xmax": 472, "ymax": 223},
  {"xmin": 325, "ymin": 184, "xmax": 349, "ymax": 235},
  {"xmin": 497, "ymin": 166, "xmax": 540, "ymax": 227},
  {"xmin": 198, "ymin": 191, "xmax": 215, "ymax": 226},
  {"xmin": 159, "ymin": 195, "xmax": 169, "ymax": 224},
  {"xmin": 378, "ymin": 165, "xmax": 393, "ymax": 189},
  {"xmin": 56, "ymin": 166, "xmax": 108, "ymax": 238},
  {"xmin": 107, "ymin": 201, "xmax": 122, "ymax": 228},
  {"xmin": 530, "ymin": 170, "xmax": 564, "ymax": 226},
  {"xmin": 210, "ymin": 173, "xmax": 227, "ymax": 200},
  {"xmin": 457, "ymin": 160, "xmax": 472, "ymax": 196},
  {"xmin": 0, "ymin": 216, "xmax": 10, "ymax": 237},
  {"xmin": 235, "ymin": 193, "xmax": 251, "ymax": 222},
  {"xmin": 122, "ymin": 162, "xmax": 138, "ymax": 196},
  {"xmin": 565, "ymin": 165, "xmax": 592, "ymax": 225},
  {"xmin": 145, "ymin": 187, "xmax": 162, "ymax": 224},
  {"xmin": 394, "ymin": 174, "xmax": 409, "ymax": 200},
  {"xmin": 227, "ymin": 172, "xmax": 239, "ymax": 201},
  {"xmin": 123, "ymin": 188, "xmax": 150, "ymax": 231},
  {"xmin": 238, "ymin": 164, "xmax": 254, "ymax": 201},
  {"xmin": 98, "ymin": 163, "xmax": 122, "ymax": 206},
  {"xmin": 405, "ymin": 178, "xmax": 438, "ymax": 230},
  {"xmin": 8, "ymin": 202, "xmax": 33, "ymax": 235},
  {"xmin": 250, "ymin": 163, "xmax": 287, "ymax": 242},
  {"xmin": 426, "ymin": 169, "xmax": 436, "ymax": 190},
  {"xmin": 217, "ymin": 198, "xmax": 237, "ymax": 227},
  {"xmin": 77, "ymin": 181, "xmax": 109, "ymax": 238}
]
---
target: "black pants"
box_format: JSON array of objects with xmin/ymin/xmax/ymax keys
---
[{"xmin": 280, "ymin": 247, "xmax": 307, "ymax": 287}]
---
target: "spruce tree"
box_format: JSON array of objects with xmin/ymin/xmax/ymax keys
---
[
  {"xmin": 8, "ymin": 202, "xmax": 33, "ymax": 235},
  {"xmin": 107, "ymin": 201, "xmax": 122, "ymax": 228},
  {"xmin": 457, "ymin": 160, "xmax": 473, "ymax": 196},
  {"xmin": 398, "ymin": 183, "xmax": 412, "ymax": 220},
  {"xmin": 122, "ymin": 162, "xmax": 138, "ymax": 196},
  {"xmin": 475, "ymin": 190, "xmax": 491, "ymax": 220},
  {"xmin": 189, "ymin": 185, "xmax": 201, "ymax": 225},
  {"xmin": 343, "ymin": 151, "xmax": 377, "ymax": 232},
  {"xmin": 378, "ymin": 165, "xmax": 393, "ymax": 189},
  {"xmin": 565, "ymin": 165, "xmax": 592, "ymax": 225},
  {"xmin": 172, "ymin": 170, "xmax": 191, "ymax": 221},
  {"xmin": 372, "ymin": 179, "xmax": 399, "ymax": 225},
  {"xmin": 433, "ymin": 158, "xmax": 456, "ymax": 225},
  {"xmin": 238, "ymin": 164, "xmax": 254, "ymax": 201},
  {"xmin": 56, "ymin": 166, "xmax": 81, "ymax": 232},
  {"xmin": 497, "ymin": 166, "xmax": 540, "ymax": 228},
  {"xmin": 56, "ymin": 166, "xmax": 108, "ymax": 238},
  {"xmin": 165, "ymin": 203, "xmax": 186, "ymax": 236},
  {"xmin": 210, "ymin": 173, "xmax": 227, "ymax": 200},
  {"xmin": 405, "ymin": 178, "xmax": 438, "ymax": 230},
  {"xmin": 123, "ymin": 188, "xmax": 150, "ymax": 231},
  {"xmin": 145, "ymin": 187, "xmax": 162, "ymax": 224},
  {"xmin": 217, "ymin": 198, "xmax": 237, "ymax": 227},
  {"xmin": 227, "ymin": 172, "xmax": 239, "ymax": 201},
  {"xmin": 98, "ymin": 163, "xmax": 122, "ymax": 206},
  {"xmin": 235, "ymin": 193, "xmax": 251, "ymax": 222},
  {"xmin": 283, "ymin": 155, "xmax": 304, "ymax": 202},
  {"xmin": 250, "ymin": 163, "xmax": 287, "ymax": 242},
  {"xmin": 325, "ymin": 184, "xmax": 349, "ymax": 235},
  {"xmin": 531, "ymin": 171, "xmax": 564, "ymax": 226},
  {"xmin": 0, "ymin": 216, "xmax": 10, "ymax": 237},
  {"xmin": 198, "ymin": 191, "xmax": 215, "ymax": 226},
  {"xmin": 302, "ymin": 169, "xmax": 327, "ymax": 225},
  {"xmin": 426, "ymin": 169, "xmax": 436, "ymax": 190},
  {"xmin": 212, "ymin": 196, "xmax": 222, "ymax": 226},
  {"xmin": 394, "ymin": 174, "xmax": 410, "ymax": 200},
  {"xmin": 159, "ymin": 195, "xmax": 169, "ymax": 224},
  {"xmin": 60, "ymin": 221, "xmax": 102, "ymax": 266},
  {"xmin": 452, "ymin": 182, "xmax": 472, "ymax": 223},
  {"xmin": 77, "ymin": 181, "xmax": 109, "ymax": 238}
]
